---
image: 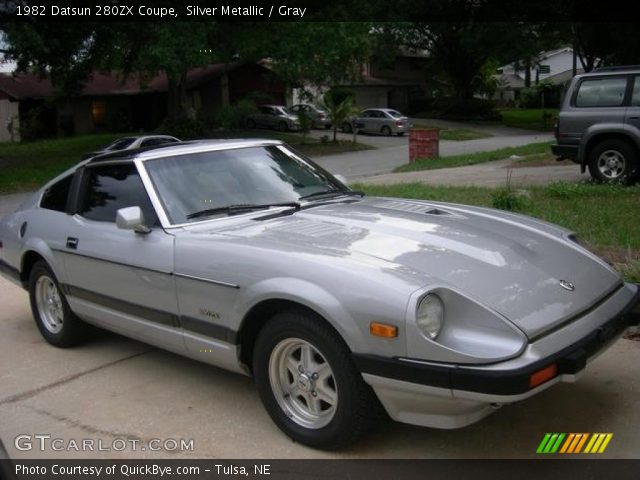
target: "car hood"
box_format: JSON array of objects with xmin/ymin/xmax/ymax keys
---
[{"xmin": 191, "ymin": 197, "xmax": 621, "ymax": 339}]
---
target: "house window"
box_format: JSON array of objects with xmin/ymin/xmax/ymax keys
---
[
  {"xmin": 91, "ymin": 101, "xmax": 106, "ymax": 127},
  {"xmin": 538, "ymin": 65, "xmax": 551, "ymax": 74}
]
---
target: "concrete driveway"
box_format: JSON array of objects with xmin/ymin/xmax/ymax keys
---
[
  {"xmin": 309, "ymin": 122, "xmax": 553, "ymax": 180},
  {"xmin": 1, "ymin": 274, "xmax": 639, "ymax": 459},
  {"xmin": 362, "ymin": 159, "xmax": 588, "ymax": 187}
]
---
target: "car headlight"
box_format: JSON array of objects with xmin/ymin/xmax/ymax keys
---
[
  {"xmin": 416, "ymin": 294, "xmax": 443, "ymax": 340},
  {"xmin": 407, "ymin": 288, "xmax": 527, "ymax": 364}
]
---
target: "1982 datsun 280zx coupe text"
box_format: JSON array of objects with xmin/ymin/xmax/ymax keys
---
[{"xmin": 0, "ymin": 140, "xmax": 638, "ymax": 449}]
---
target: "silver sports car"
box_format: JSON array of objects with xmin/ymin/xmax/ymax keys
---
[{"xmin": 0, "ymin": 140, "xmax": 638, "ymax": 449}]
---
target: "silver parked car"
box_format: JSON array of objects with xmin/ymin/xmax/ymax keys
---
[
  {"xmin": 551, "ymin": 66, "xmax": 640, "ymax": 183},
  {"xmin": 246, "ymin": 105, "xmax": 300, "ymax": 132},
  {"xmin": 0, "ymin": 140, "xmax": 638, "ymax": 449},
  {"xmin": 82, "ymin": 135, "xmax": 180, "ymax": 159},
  {"xmin": 343, "ymin": 108, "xmax": 412, "ymax": 136},
  {"xmin": 290, "ymin": 104, "xmax": 332, "ymax": 129}
]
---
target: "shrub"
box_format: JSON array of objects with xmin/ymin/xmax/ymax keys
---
[
  {"xmin": 215, "ymin": 99, "xmax": 258, "ymax": 130},
  {"xmin": 491, "ymin": 170, "xmax": 527, "ymax": 211},
  {"xmin": 428, "ymin": 97, "xmax": 500, "ymax": 121},
  {"xmin": 156, "ymin": 115, "xmax": 210, "ymax": 140}
]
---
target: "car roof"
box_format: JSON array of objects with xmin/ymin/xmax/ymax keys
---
[
  {"xmin": 577, "ymin": 66, "xmax": 640, "ymax": 78},
  {"xmin": 87, "ymin": 139, "xmax": 284, "ymax": 164}
]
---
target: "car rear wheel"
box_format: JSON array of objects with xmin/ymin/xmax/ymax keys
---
[
  {"xmin": 28, "ymin": 260, "xmax": 89, "ymax": 347},
  {"xmin": 588, "ymin": 139, "xmax": 639, "ymax": 183},
  {"xmin": 253, "ymin": 310, "xmax": 375, "ymax": 449},
  {"xmin": 381, "ymin": 126, "xmax": 392, "ymax": 136},
  {"xmin": 341, "ymin": 122, "xmax": 352, "ymax": 133}
]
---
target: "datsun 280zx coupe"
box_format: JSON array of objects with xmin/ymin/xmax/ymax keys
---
[{"xmin": 0, "ymin": 140, "xmax": 638, "ymax": 449}]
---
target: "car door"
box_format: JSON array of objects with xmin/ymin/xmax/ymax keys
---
[
  {"xmin": 262, "ymin": 106, "xmax": 278, "ymax": 128},
  {"xmin": 358, "ymin": 110, "xmax": 372, "ymax": 132},
  {"xmin": 61, "ymin": 161, "xmax": 183, "ymax": 352},
  {"xmin": 625, "ymin": 75, "xmax": 640, "ymax": 132}
]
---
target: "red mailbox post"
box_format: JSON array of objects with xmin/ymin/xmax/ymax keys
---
[{"xmin": 409, "ymin": 128, "xmax": 439, "ymax": 163}]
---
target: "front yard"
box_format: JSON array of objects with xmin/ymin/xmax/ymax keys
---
[
  {"xmin": 499, "ymin": 108, "xmax": 559, "ymax": 131},
  {"xmin": 395, "ymin": 141, "xmax": 553, "ymax": 173},
  {"xmin": 357, "ymin": 181, "xmax": 640, "ymax": 283}
]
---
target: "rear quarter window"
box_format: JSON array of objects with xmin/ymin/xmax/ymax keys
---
[
  {"xmin": 40, "ymin": 174, "xmax": 73, "ymax": 212},
  {"xmin": 574, "ymin": 77, "xmax": 628, "ymax": 107}
]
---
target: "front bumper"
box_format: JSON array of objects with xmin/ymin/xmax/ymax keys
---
[{"xmin": 356, "ymin": 282, "xmax": 640, "ymax": 428}]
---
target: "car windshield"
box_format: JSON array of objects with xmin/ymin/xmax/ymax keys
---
[
  {"xmin": 105, "ymin": 137, "xmax": 136, "ymax": 151},
  {"xmin": 144, "ymin": 145, "xmax": 351, "ymax": 224},
  {"xmin": 386, "ymin": 110, "xmax": 403, "ymax": 118}
]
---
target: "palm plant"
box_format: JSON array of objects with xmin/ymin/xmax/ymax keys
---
[{"xmin": 321, "ymin": 91, "xmax": 357, "ymax": 143}]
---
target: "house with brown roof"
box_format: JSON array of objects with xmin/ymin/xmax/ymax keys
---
[{"xmin": 0, "ymin": 62, "xmax": 287, "ymax": 142}]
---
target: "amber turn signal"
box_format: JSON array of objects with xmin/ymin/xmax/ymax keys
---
[
  {"xmin": 529, "ymin": 363, "xmax": 558, "ymax": 389},
  {"xmin": 370, "ymin": 322, "xmax": 398, "ymax": 338}
]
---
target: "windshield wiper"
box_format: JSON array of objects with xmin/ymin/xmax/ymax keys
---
[
  {"xmin": 299, "ymin": 190, "xmax": 365, "ymax": 201},
  {"xmin": 187, "ymin": 202, "xmax": 300, "ymax": 220}
]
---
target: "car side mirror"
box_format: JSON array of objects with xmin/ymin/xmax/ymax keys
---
[
  {"xmin": 116, "ymin": 206, "xmax": 151, "ymax": 234},
  {"xmin": 335, "ymin": 174, "xmax": 349, "ymax": 186}
]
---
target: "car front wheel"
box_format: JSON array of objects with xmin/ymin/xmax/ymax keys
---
[
  {"xmin": 588, "ymin": 139, "xmax": 639, "ymax": 183},
  {"xmin": 28, "ymin": 260, "xmax": 89, "ymax": 347},
  {"xmin": 341, "ymin": 122, "xmax": 352, "ymax": 133},
  {"xmin": 253, "ymin": 310, "xmax": 375, "ymax": 449}
]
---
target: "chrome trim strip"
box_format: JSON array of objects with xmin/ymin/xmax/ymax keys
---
[
  {"xmin": 174, "ymin": 272, "xmax": 240, "ymax": 289},
  {"xmin": 134, "ymin": 156, "xmax": 173, "ymax": 229}
]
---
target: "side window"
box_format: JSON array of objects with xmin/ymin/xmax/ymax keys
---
[
  {"xmin": 575, "ymin": 77, "xmax": 628, "ymax": 107},
  {"xmin": 632, "ymin": 77, "xmax": 640, "ymax": 106},
  {"xmin": 41, "ymin": 174, "xmax": 73, "ymax": 212},
  {"xmin": 78, "ymin": 163, "xmax": 158, "ymax": 225}
]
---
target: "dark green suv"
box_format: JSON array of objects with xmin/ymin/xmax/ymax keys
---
[{"xmin": 551, "ymin": 66, "xmax": 640, "ymax": 183}]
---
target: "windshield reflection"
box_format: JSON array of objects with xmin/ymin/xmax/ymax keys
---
[{"xmin": 144, "ymin": 145, "xmax": 346, "ymax": 224}]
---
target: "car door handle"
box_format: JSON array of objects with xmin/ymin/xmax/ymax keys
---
[{"xmin": 66, "ymin": 237, "xmax": 79, "ymax": 250}]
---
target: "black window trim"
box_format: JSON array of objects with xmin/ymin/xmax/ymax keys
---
[
  {"xmin": 72, "ymin": 160, "xmax": 161, "ymax": 228},
  {"xmin": 571, "ymin": 74, "xmax": 633, "ymax": 108},
  {"xmin": 39, "ymin": 172, "xmax": 75, "ymax": 213}
]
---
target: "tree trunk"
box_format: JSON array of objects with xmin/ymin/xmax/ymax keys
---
[
  {"xmin": 524, "ymin": 60, "xmax": 531, "ymax": 88},
  {"xmin": 167, "ymin": 71, "xmax": 188, "ymax": 122},
  {"xmin": 221, "ymin": 63, "xmax": 230, "ymax": 107}
]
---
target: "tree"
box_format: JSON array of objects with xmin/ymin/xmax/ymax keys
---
[
  {"xmin": 2, "ymin": 21, "xmax": 374, "ymax": 124},
  {"xmin": 321, "ymin": 89, "xmax": 357, "ymax": 143}
]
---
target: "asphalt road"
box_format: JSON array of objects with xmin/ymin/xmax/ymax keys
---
[{"xmin": 0, "ymin": 274, "xmax": 639, "ymax": 459}]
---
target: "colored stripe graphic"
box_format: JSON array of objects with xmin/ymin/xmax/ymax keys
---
[{"xmin": 537, "ymin": 433, "xmax": 613, "ymax": 454}]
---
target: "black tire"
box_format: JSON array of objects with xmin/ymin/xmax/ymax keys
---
[
  {"xmin": 397, "ymin": 132, "xmax": 405, "ymax": 136},
  {"xmin": 325, "ymin": 124, "xmax": 332, "ymax": 130},
  {"xmin": 341, "ymin": 122, "xmax": 352, "ymax": 134},
  {"xmin": 28, "ymin": 260, "xmax": 89, "ymax": 347},
  {"xmin": 253, "ymin": 310, "xmax": 375, "ymax": 449},
  {"xmin": 278, "ymin": 121, "xmax": 288, "ymax": 132},
  {"xmin": 587, "ymin": 139, "xmax": 639, "ymax": 184},
  {"xmin": 381, "ymin": 126, "xmax": 392, "ymax": 136},
  {"xmin": 246, "ymin": 118, "xmax": 256, "ymax": 129}
]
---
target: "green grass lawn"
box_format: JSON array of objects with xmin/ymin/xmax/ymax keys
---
[
  {"xmin": 0, "ymin": 131, "xmax": 373, "ymax": 194},
  {"xmin": 499, "ymin": 108, "xmax": 559, "ymax": 131},
  {"xmin": 355, "ymin": 181, "xmax": 640, "ymax": 282},
  {"xmin": 395, "ymin": 141, "xmax": 553, "ymax": 173},
  {"xmin": 411, "ymin": 123, "xmax": 492, "ymax": 141}
]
